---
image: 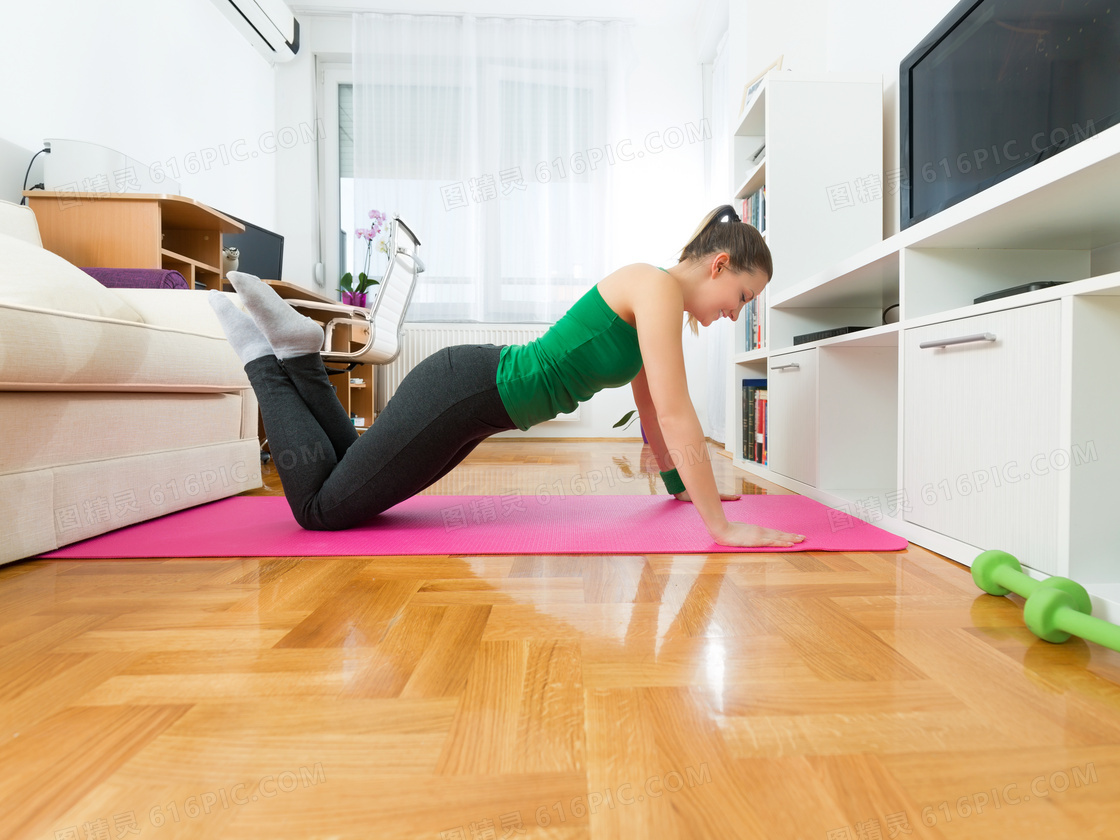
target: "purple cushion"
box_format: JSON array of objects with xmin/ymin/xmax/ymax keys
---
[{"xmin": 80, "ymin": 267, "xmax": 190, "ymax": 290}]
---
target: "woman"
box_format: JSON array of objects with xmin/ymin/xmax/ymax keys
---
[{"xmin": 209, "ymin": 204, "xmax": 806, "ymax": 548}]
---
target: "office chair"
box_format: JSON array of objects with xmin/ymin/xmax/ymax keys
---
[
  {"xmin": 287, "ymin": 215, "xmax": 424, "ymax": 367},
  {"xmin": 258, "ymin": 216, "xmax": 423, "ymax": 462}
]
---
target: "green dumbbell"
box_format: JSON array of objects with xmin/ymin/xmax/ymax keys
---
[
  {"xmin": 1023, "ymin": 587, "xmax": 1120, "ymax": 650},
  {"xmin": 973, "ymin": 550, "xmax": 1120, "ymax": 651},
  {"xmin": 972, "ymin": 550, "xmax": 1091, "ymax": 611}
]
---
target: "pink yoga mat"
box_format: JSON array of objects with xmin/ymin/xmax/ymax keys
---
[{"xmin": 39, "ymin": 494, "xmax": 906, "ymax": 558}]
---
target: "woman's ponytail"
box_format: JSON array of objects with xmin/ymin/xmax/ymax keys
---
[
  {"xmin": 678, "ymin": 204, "xmax": 772, "ymax": 336},
  {"xmin": 678, "ymin": 204, "xmax": 771, "ymax": 279}
]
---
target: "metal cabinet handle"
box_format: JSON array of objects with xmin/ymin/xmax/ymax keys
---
[
  {"xmin": 919, "ymin": 332, "xmax": 997, "ymax": 349},
  {"xmin": 770, "ymin": 362, "xmax": 801, "ymax": 371}
]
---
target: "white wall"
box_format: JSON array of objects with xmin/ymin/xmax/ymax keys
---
[
  {"xmin": 824, "ymin": 0, "xmax": 959, "ymax": 238},
  {"xmin": 274, "ymin": 14, "xmax": 347, "ymax": 290},
  {"xmin": 0, "ymin": 0, "xmax": 278, "ymax": 227}
]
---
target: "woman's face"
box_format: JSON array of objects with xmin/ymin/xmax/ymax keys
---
[{"xmin": 692, "ymin": 253, "xmax": 769, "ymax": 328}]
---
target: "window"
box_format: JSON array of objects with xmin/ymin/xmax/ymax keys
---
[{"xmin": 318, "ymin": 15, "xmax": 631, "ymax": 323}]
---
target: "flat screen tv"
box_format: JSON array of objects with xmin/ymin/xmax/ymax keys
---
[
  {"xmin": 220, "ymin": 213, "xmax": 285, "ymax": 281},
  {"xmin": 899, "ymin": 0, "xmax": 1120, "ymax": 230}
]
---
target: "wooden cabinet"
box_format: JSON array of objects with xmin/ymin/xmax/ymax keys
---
[
  {"xmin": 23, "ymin": 191, "xmax": 242, "ymax": 290},
  {"xmin": 902, "ymin": 303, "xmax": 1062, "ymax": 573}
]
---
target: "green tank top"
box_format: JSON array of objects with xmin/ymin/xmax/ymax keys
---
[{"xmin": 496, "ymin": 285, "xmax": 643, "ymax": 430}]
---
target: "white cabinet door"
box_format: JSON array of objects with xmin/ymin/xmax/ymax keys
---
[
  {"xmin": 768, "ymin": 348, "xmax": 818, "ymax": 487},
  {"xmin": 903, "ymin": 302, "xmax": 1062, "ymax": 573}
]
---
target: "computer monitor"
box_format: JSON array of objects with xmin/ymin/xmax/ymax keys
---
[{"xmin": 221, "ymin": 213, "xmax": 284, "ymax": 281}]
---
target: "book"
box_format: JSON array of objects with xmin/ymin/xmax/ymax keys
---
[
  {"xmin": 740, "ymin": 187, "xmax": 767, "ymax": 234},
  {"xmin": 742, "ymin": 287, "xmax": 768, "ymax": 352},
  {"xmin": 742, "ymin": 379, "xmax": 767, "ymax": 462},
  {"xmin": 758, "ymin": 389, "xmax": 768, "ymax": 465}
]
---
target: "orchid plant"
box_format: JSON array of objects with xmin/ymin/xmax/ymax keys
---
[{"xmin": 340, "ymin": 209, "xmax": 389, "ymax": 304}]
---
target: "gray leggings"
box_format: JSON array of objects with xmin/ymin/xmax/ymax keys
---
[{"xmin": 244, "ymin": 344, "xmax": 517, "ymax": 530}]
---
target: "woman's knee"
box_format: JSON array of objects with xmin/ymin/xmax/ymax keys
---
[
  {"xmin": 290, "ymin": 501, "xmax": 344, "ymax": 532},
  {"xmin": 293, "ymin": 501, "xmax": 380, "ymax": 532}
]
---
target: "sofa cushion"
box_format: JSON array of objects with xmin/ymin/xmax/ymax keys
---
[
  {"xmin": 0, "ymin": 304, "xmax": 248, "ymax": 391},
  {"xmin": 0, "ymin": 438, "xmax": 262, "ymax": 564},
  {"xmin": 0, "ymin": 391, "xmax": 250, "ymax": 475},
  {"xmin": 0, "ymin": 231, "xmax": 142, "ymax": 322},
  {"xmin": 0, "ymin": 199, "xmax": 43, "ymax": 247}
]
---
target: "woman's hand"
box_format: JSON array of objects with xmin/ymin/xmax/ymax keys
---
[
  {"xmin": 711, "ymin": 521, "xmax": 806, "ymax": 548},
  {"xmin": 672, "ymin": 491, "xmax": 803, "ymax": 546},
  {"xmin": 675, "ymin": 490, "xmax": 740, "ymax": 502}
]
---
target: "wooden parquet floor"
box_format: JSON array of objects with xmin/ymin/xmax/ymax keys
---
[{"xmin": 2, "ymin": 440, "xmax": 1120, "ymax": 840}]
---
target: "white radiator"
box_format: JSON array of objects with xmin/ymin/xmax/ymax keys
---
[{"xmin": 377, "ymin": 323, "xmax": 550, "ymax": 412}]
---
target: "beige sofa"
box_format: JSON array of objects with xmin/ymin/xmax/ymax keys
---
[{"xmin": 0, "ymin": 199, "xmax": 262, "ymax": 565}]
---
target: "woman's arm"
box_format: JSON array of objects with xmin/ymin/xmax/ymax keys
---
[
  {"xmin": 632, "ymin": 368, "xmax": 739, "ymax": 501},
  {"xmin": 630, "ymin": 367, "xmax": 671, "ymax": 472},
  {"xmin": 630, "ymin": 273, "xmax": 803, "ymax": 548}
]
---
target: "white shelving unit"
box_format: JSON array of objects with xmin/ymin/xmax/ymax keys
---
[
  {"xmin": 725, "ymin": 70, "xmax": 883, "ymax": 475},
  {"xmin": 731, "ymin": 106, "xmax": 1120, "ymax": 620}
]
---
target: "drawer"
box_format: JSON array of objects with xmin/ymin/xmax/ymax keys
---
[
  {"xmin": 767, "ymin": 348, "xmax": 818, "ymax": 487},
  {"xmin": 902, "ymin": 302, "xmax": 1061, "ymax": 572}
]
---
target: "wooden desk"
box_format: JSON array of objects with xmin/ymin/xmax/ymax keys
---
[
  {"xmin": 23, "ymin": 191, "xmax": 375, "ymax": 436},
  {"xmin": 263, "ymin": 278, "xmax": 341, "ymax": 307},
  {"xmin": 24, "ymin": 191, "xmax": 243, "ymax": 290}
]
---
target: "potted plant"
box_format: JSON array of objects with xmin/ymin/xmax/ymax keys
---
[
  {"xmin": 341, "ymin": 209, "xmax": 389, "ymax": 307},
  {"xmin": 338, "ymin": 272, "xmax": 358, "ymax": 306},
  {"xmin": 338, "ymin": 270, "xmax": 379, "ymax": 307}
]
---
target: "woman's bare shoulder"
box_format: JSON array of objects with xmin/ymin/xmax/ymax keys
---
[{"xmin": 597, "ymin": 264, "xmax": 680, "ymax": 326}]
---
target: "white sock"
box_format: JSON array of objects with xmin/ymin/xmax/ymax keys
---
[
  {"xmin": 226, "ymin": 271, "xmax": 324, "ymax": 359},
  {"xmin": 208, "ymin": 291, "xmax": 273, "ymax": 363}
]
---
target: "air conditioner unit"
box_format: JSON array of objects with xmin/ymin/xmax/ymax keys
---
[{"xmin": 209, "ymin": 0, "xmax": 301, "ymax": 64}]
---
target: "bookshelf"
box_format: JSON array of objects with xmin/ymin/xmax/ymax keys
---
[
  {"xmin": 725, "ymin": 71, "xmax": 883, "ymax": 473},
  {"xmin": 731, "ymin": 101, "xmax": 1120, "ymax": 619}
]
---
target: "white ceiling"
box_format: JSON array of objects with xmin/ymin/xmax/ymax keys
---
[{"xmin": 291, "ymin": 0, "xmax": 708, "ymax": 28}]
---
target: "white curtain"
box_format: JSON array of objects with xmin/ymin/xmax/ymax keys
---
[
  {"xmin": 352, "ymin": 13, "xmax": 633, "ymax": 323},
  {"xmin": 705, "ymin": 33, "xmax": 732, "ymax": 444}
]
